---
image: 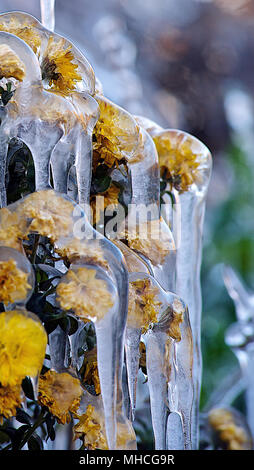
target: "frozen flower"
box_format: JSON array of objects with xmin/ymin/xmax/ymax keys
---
[
  {"xmin": 55, "ymin": 239, "xmax": 108, "ymax": 270},
  {"xmin": 80, "ymin": 348, "xmax": 100, "ymax": 395},
  {"xmin": 128, "ymin": 278, "xmax": 162, "ymax": 332},
  {"xmin": 0, "ymin": 44, "xmax": 25, "ymax": 82},
  {"xmin": 121, "ymin": 218, "xmax": 173, "ymax": 266},
  {"xmin": 208, "ymin": 408, "xmax": 252, "ymax": 450},
  {"xmin": 38, "ymin": 370, "xmax": 82, "ymax": 425},
  {"xmin": 74, "ymin": 404, "xmax": 108, "ymax": 450},
  {"xmin": 0, "ymin": 258, "xmax": 31, "ymax": 305},
  {"xmin": 153, "ymin": 132, "xmax": 201, "ymax": 193},
  {"xmin": 0, "ymin": 383, "xmax": 22, "ymax": 424},
  {"xmin": 0, "ymin": 310, "xmax": 47, "ymax": 387},
  {"xmin": 41, "ymin": 36, "xmax": 82, "ymax": 95},
  {"xmin": 17, "ymin": 190, "xmax": 74, "ymax": 242},
  {"xmin": 56, "ymin": 267, "xmax": 114, "ymax": 322},
  {"xmin": 0, "ymin": 17, "xmax": 41, "ymax": 54},
  {"xmin": 0, "ymin": 208, "xmax": 27, "ymax": 251},
  {"xmin": 74, "ymin": 405, "xmax": 136, "ymax": 450},
  {"xmin": 93, "ymin": 96, "xmax": 139, "ymax": 169}
]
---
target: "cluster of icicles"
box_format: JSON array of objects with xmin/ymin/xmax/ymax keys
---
[{"xmin": 0, "ymin": 8, "xmax": 213, "ymax": 450}]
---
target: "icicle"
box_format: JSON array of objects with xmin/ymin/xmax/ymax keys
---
[
  {"xmin": 40, "ymin": 0, "xmax": 55, "ymax": 32},
  {"xmin": 138, "ymin": 122, "xmax": 212, "ymax": 449},
  {"xmin": 223, "ymin": 264, "xmax": 254, "ymax": 322},
  {"xmin": 55, "ymin": 260, "xmax": 124, "ymax": 449},
  {"xmin": 124, "ymin": 326, "xmax": 141, "ymax": 420},
  {"xmin": 53, "ymin": 198, "xmax": 130, "ymax": 449},
  {"xmin": 144, "ymin": 327, "xmax": 171, "ymax": 449},
  {"xmin": 51, "ymin": 93, "xmax": 99, "ymax": 203},
  {"xmin": 71, "ymin": 93, "xmax": 99, "ymax": 205},
  {"xmin": 223, "ymin": 265, "xmax": 254, "ymax": 438},
  {"xmin": 166, "ymin": 412, "xmax": 184, "ymax": 449},
  {"xmin": 126, "ymin": 271, "xmax": 193, "ymax": 450},
  {"xmin": 113, "ymin": 240, "xmax": 149, "ymax": 420},
  {"xmin": 0, "ymin": 31, "xmax": 41, "ymax": 205},
  {"xmin": 48, "ymin": 325, "xmax": 71, "ymax": 372},
  {"xmin": 30, "ymin": 373, "xmax": 39, "ymax": 401}
]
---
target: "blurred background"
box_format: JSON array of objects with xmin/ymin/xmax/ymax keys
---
[{"xmin": 1, "ymin": 0, "xmax": 254, "ymax": 444}]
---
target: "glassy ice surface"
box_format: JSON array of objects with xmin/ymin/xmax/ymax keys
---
[
  {"xmin": 124, "ymin": 326, "xmax": 142, "ymax": 421},
  {"xmin": 139, "ymin": 123, "xmax": 212, "ymax": 449},
  {"xmin": 0, "ymin": 12, "xmax": 96, "ymax": 96},
  {"xmin": 126, "ymin": 272, "xmax": 194, "ymax": 450},
  {"xmin": 0, "ymin": 31, "xmax": 41, "ymax": 206},
  {"xmin": 224, "ymin": 265, "xmax": 254, "ymax": 438},
  {"xmin": 0, "ymin": 10, "xmax": 215, "ymax": 450},
  {"xmin": 1, "ymin": 190, "xmax": 130, "ymax": 450}
]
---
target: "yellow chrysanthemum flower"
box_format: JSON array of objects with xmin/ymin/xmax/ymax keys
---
[
  {"xmin": 0, "ymin": 208, "xmax": 27, "ymax": 251},
  {"xmin": 93, "ymin": 96, "xmax": 140, "ymax": 169},
  {"xmin": 128, "ymin": 278, "xmax": 162, "ymax": 332},
  {"xmin": 0, "ymin": 310, "xmax": 47, "ymax": 387},
  {"xmin": 74, "ymin": 405, "xmax": 136, "ymax": 450},
  {"xmin": 55, "ymin": 239, "xmax": 108, "ymax": 270},
  {"xmin": 0, "ymin": 44, "xmax": 25, "ymax": 81},
  {"xmin": 0, "ymin": 383, "xmax": 22, "ymax": 424},
  {"xmin": 208, "ymin": 408, "xmax": 252, "ymax": 450},
  {"xmin": 0, "ymin": 18, "xmax": 41, "ymax": 54},
  {"xmin": 17, "ymin": 190, "xmax": 74, "ymax": 242},
  {"xmin": 153, "ymin": 132, "xmax": 201, "ymax": 193},
  {"xmin": 41, "ymin": 36, "xmax": 82, "ymax": 95},
  {"xmin": 56, "ymin": 267, "xmax": 114, "ymax": 322},
  {"xmin": 38, "ymin": 370, "xmax": 82, "ymax": 425},
  {"xmin": 0, "ymin": 258, "xmax": 31, "ymax": 305},
  {"xmin": 80, "ymin": 348, "xmax": 101, "ymax": 395},
  {"xmin": 74, "ymin": 404, "xmax": 108, "ymax": 450}
]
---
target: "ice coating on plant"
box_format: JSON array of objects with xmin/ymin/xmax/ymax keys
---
[
  {"xmin": 0, "ymin": 11, "xmax": 95, "ymax": 96},
  {"xmin": 0, "ymin": 12, "xmax": 99, "ymax": 209},
  {"xmin": 0, "ymin": 31, "xmax": 99, "ymax": 209},
  {"xmin": 0, "ymin": 245, "xmax": 34, "ymax": 308},
  {"xmin": 51, "ymin": 92, "xmax": 99, "ymax": 204},
  {"xmin": 223, "ymin": 264, "xmax": 254, "ymax": 323},
  {"xmin": 0, "ymin": 31, "xmax": 40, "ymax": 206},
  {"xmin": 139, "ymin": 122, "xmax": 212, "ymax": 449},
  {"xmin": 0, "ymin": 189, "xmax": 130, "ymax": 450},
  {"xmin": 224, "ymin": 265, "xmax": 254, "ymax": 438},
  {"xmin": 125, "ymin": 272, "xmax": 193, "ymax": 449},
  {"xmin": 76, "ymin": 389, "xmax": 137, "ymax": 450},
  {"xmin": 98, "ymin": 114, "xmax": 176, "ymax": 292}
]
